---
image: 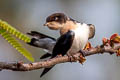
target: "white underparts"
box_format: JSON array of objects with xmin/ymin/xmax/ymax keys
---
[{"xmin": 68, "ymin": 23, "xmax": 90, "ymax": 55}]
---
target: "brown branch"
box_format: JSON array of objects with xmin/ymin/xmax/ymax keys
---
[{"xmin": 0, "ymin": 43, "xmax": 119, "ymax": 71}]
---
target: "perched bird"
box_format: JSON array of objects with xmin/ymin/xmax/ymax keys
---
[
  {"xmin": 44, "ymin": 13, "xmax": 95, "ymax": 54},
  {"xmin": 40, "ymin": 13, "xmax": 95, "ymax": 77}
]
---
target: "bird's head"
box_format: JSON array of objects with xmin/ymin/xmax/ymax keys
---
[{"xmin": 44, "ymin": 13, "xmax": 68, "ymax": 30}]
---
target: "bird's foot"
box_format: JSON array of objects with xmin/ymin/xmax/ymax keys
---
[
  {"xmin": 67, "ymin": 54, "xmax": 78, "ymax": 62},
  {"xmin": 79, "ymin": 49, "xmax": 86, "ymax": 57},
  {"xmin": 67, "ymin": 54, "xmax": 72, "ymax": 62},
  {"xmin": 78, "ymin": 50, "xmax": 87, "ymax": 64}
]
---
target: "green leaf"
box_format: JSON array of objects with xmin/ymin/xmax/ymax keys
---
[
  {"xmin": 0, "ymin": 19, "xmax": 31, "ymax": 43},
  {"xmin": 0, "ymin": 29, "xmax": 34, "ymax": 62}
]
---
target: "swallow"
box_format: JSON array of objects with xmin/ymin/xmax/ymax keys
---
[
  {"xmin": 40, "ymin": 13, "xmax": 95, "ymax": 77},
  {"xmin": 44, "ymin": 13, "xmax": 95, "ymax": 54}
]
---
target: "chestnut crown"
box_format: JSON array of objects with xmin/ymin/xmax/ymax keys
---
[{"xmin": 46, "ymin": 13, "xmax": 68, "ymax": 24}]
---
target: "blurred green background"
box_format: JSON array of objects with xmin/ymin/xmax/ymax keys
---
[{"xmin": 0, "ymin": 0, "xmax": 120, "ymax": 80}]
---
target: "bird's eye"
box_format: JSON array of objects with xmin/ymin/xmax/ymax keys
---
[{"xmin": 54, "ymin": 17, "xmax": 58, "ymax": 20}]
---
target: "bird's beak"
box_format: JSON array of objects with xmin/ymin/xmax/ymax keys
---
[{"xmin": 43, "ymin": 23, "xmax": 48, "ymax": 26}]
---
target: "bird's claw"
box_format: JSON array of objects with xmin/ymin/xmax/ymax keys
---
[
  {"xmin": 67, "ymin": 54, "xmax": 78, "ymax": 62},
  {"xmin": 79, "ymin": 50, "xmax": 86, "ymax": 57}
]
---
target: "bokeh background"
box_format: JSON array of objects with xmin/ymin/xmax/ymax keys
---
[{"xmin": 0, "ymin": 0, "xmax": 120, "ymax": 80}]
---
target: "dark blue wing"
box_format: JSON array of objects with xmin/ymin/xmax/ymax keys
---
[
  {"xmin": 40, "ymin": 30, "xmax": 75, "ymax": 77},
  {"xmin": 51, "ymin": 30, "xmax": 75, "ymax": 58}
]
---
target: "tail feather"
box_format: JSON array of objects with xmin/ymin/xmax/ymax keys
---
[
  {"xmin": 40, "ymin": 66, "xmax": 54, "ymax": 77},
  {"xmin": 27, "ymin": 31, "xmax": 41, "ymax": 39},
  {"xmin": 27, "ymin": 31, "xmax": 56, "ymax": 40},
  {"xmin": 40, "ymin": 53, "xmax": 51, "ymax": 59}
]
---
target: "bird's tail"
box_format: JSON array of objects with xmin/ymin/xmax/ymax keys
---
[
  {"xmin": 40, "ymin": 66, "xmax": 55, "ymax": 77},
  {"xmin": 40, "ymin": 53, "xmax": 51, "ymax": 59},
  {"xmin": 27, "ymin": 31, "xmax": 42, "ymax": 39},
  {"xmin": 27, "ymin": 31, "xmax": 56, "ymax": 40},
  {"xmin": 40, "ymin": 55, "xmax": 55, "ymax": 77}
]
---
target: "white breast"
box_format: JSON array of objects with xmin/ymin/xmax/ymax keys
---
[{"xmin": 68, "ymin": 23, "xmax": 89, "ymax": 55}]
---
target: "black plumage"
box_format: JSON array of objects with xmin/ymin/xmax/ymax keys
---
[
  {"xmin": 51, "ymin": 30, "xmax": 75, "ymax": 58},
  {"xmin": 40, "ymin": 30, "xmax": 75, "ymax": 77}
]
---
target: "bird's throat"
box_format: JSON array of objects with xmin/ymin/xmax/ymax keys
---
[{"xmin": 60, "ymin": 21, "xmax": 77, "ymax": 35}]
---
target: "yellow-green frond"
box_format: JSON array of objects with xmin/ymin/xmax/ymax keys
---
[
  {"xmin": 0, "ymin": 29, "xmax": 34, "ymax": 62},
  {"xmin": 0, "ymin": 19, "xmax": 31, "ymax": 43}
]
